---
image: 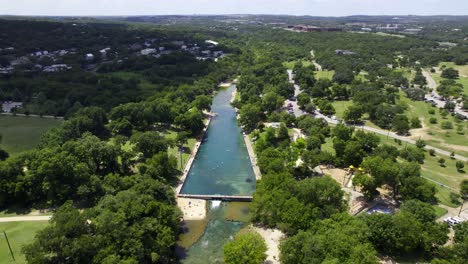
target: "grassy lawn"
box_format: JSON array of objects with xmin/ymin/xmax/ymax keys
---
[
  {"xmin": 283, "ymin": 59, "xmax": 312, "ymax": 69},
  {"xmin": 107, "ymin": 71, "xmax": 159, "ymax": 96},
  {"xmin": 0, "ymin": 116, "xmax": 62, "ymax": 154},
  {"xmin": 363, "ymin": 132, "xmax": 466, "ymax": 207},
  {"xmin": 433, "ymin": 205, "xmax": 448, "ymax": 218},
  {"xmin": 429, "ymin": 64, "xmax": 468, "ymax": 95},
  {"xmin": 331, "ymin": 100, "xmax": 353, "ymax": 119},
  {"xmin": 398, "ymin": 91, "xmax": 468, "ymax": 157},
  {"xmin": 0, "ymin": 221, "xmax": 49, "ymax": 264},
  {"xmin": 162, "ymin": 130, "xmax": 197, "ymax": 170},
  {"xmin": 315, "ymin": 70, "xmax": 335, "ymax": 80}
]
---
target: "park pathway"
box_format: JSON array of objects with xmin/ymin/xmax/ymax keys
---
[{"xmin": 0, "ymin": 215, "xmax": 51, "ymax": 222}]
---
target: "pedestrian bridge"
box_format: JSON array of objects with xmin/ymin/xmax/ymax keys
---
[{"xmin": 177, "ymin": 194, "xmax": 253, "ymax": 202}]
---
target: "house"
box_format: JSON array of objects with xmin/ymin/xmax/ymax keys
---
[
  {"xmin": 100, "ymin": 47, "xmax": 111, "ymax": 57},
  {"xmin": 10, "ymin": 56, "xmax": 31, "ymax": 66},
  {"xmin": 141, "ymin": 48, "xmax": 157, "ymax": 56},
  {"xmin": 361, "ymin": 28, "xmax": 372, "ymax": 32},
  {"xmin": 1, "ymin": 101, "xmax": 23, "ymax": 113},
  {"xmin": 85, "ymin": 53, "xmax": 94, "ymax": 61},
  {"xmin": 0, "ymin": 66, "xmax": 13, "ymax": 74},
  {"xmin": 43, "ymin": 64, "xmax": 71, "ymax": 73},
  {"xmin": 335, "ymin": 49, "xmax": 356, "ymax": 55},
  {"xmin": 205, "ymin": 40, "xmax": 219, "ymax": 46}
]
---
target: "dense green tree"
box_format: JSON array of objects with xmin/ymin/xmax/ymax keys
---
[
  {"xmin": 441, "ymin": 68, "xmax": 459, "ymax": 79},
  {"xmin": 392, "ymin": 114, "xmax": 410, "ymax": 135},
  {"xmin": 281, "ymin": 214, "xmax": 379, "ymax": 264},
  {"xmin": 224, "ymin": 232, "xmax": 267, "ymax": 264}
]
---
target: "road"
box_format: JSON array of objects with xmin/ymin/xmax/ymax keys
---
[
  {"xmin": 286, "ymin": 69, "xmax": 468, "ymax": 162},
  {"xmin": 0, "ymin": 215, "xmax": 51, "ymax": 222},
  {"xmin": 422, "ymin": 69, "xmax": 468, "ymax": 119}
]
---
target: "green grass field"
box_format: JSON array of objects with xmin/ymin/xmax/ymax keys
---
[
  {"xmin": 162, "ymin": 130, "xmax": 197, "ymax": 170},
  {"xmin": 430, "ymin": 64, "xmax": 468, "ymax": 95},
  {"xmin": 0, "ymin": 116, "xmax": 62, "ymax": 154},
  {"xmin": 331, "ymin": 101, "xmax": 353, "ymax": 119},
  {"xmin": 315, "ymin": 70, "xmax": 335, "ymax": 80},
  {"xmin": 283, "ymin": 59, "xmax": 312, "ymax": 69},
  {"xmin": 397, "ymin": 91, "xmax": 468, "ymax": 157},
  {"xmin": 0, "ymin": 221, "xmax": 48, "ymax": 264},
  {"xmin": 359, "ymin": 132, "xmax": 466, "ymax": 207}
]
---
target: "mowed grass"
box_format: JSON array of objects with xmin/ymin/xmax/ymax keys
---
[
  {"xmin": 315, "ymin": 70, "xmax": 335, "ymax": 80},
  {"xmin": 0, "ymin": 221, "xmax": 49, "ymax": 264},
  {"xmin": 430, "ymin": 64, "xmax": 468, "ymax": 95},
  {"xmin": 162, "ymin": 130, "xmax": 197, "ymax": 170},
  {"xmin": 283, "ymin": 59, "xmax": 312, "ymax": 69},
  {"xmin": 331, "ymin": 101, "xmax": 353, "ymax": 119},
  {"xmin": 398, "ymin": 91, "xmax": 468, "ymax": 157},
  {"xmin": 360, "ymin": 132, "xmax": 466, "ymax": 207},
  {"xmin": 0, "ymin": 116, "xmax": 62, "ymax": 154}
]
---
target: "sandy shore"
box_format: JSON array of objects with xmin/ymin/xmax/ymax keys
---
[
  {"xmin": 177, "ymin": 198, "xmax": 207, "ymax": 220},
  {"xmin": 251, "ymin": 226, "xmax": 285, "ymax": 264}
]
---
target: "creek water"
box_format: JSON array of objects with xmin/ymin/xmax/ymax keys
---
[
  {"xmin": 180, "ymin": 85, "xmax": 256, "ymax": 196},
  {"xmin": 178, "ymin": 85, "xmax": 256, "ymax": 263}
]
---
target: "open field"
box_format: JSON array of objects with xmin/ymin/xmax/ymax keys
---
[
  {"xmin": 331, "ymin": 100, "xmax": 353, "ymax": 119},
  {"xmin": 429, "ymin": 64, "xmax": 468, "ymax": 95},
  {"xmin": 362, "ymin": 132, "xmax": 466, "ymax": 207},
  {"xmin": 398, "ymin": 91, "xmax": 468, "ymax": 157},
  {"xmin": 315, "ymin": 70, "xmax": 335, "ymax": 80},
  {"xmin": 163, "ymin": 130, "xmax": 197, "ymax": 170},
  {"xmin": 0, "ymin": 221, "xmax": 48, "ymax": 264},
  {"xmin": 0, "ymin": 116, "xmax": 62, "ymax": 154},
  {"xmin": 282, "ymin": 59, "xmax": 312, "ymax": 69}
]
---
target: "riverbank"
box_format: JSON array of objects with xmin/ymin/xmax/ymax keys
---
[
  {"xmin": 177, "ymin": 198, "xmax": 207, "ymax": 220},
  {"xmin": 250, "ymin": 226, "xmax": 285, "ymax": 264}
]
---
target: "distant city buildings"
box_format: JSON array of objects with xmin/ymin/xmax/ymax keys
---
[{"xmin": 287, "ymin": 25, "xmax": 342, "ymax": 32}]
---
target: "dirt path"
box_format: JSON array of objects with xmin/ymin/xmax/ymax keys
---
[
  {"xmin": 0, "ymin": 215, "xmax": 51, "ymax": 222},
  {"xmin": 251, "ymin": 226, "xmax": 284, "ymax": 264}
]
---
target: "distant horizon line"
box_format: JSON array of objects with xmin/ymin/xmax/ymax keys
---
[{"xmin": 1, "ymin": 14, "xmax": 468, "ymax": 18}]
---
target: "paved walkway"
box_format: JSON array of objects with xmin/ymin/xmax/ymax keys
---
[
  {"xmin": 243, "ymin": 133, "xmax": 262, "ymax": 180},
  {"xmin": 0, "ymin": 215, "xmax": 51, "ymax": 222}
]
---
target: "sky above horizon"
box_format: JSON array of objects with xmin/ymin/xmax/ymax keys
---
[{"xmin": 1, "ymin": 0, "xmax": 467, "ymax": 16}]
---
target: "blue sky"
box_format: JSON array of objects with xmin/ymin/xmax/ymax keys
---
[{"xmin": 1, "ymin": 0, "xmax": 467, "ymax": 16}]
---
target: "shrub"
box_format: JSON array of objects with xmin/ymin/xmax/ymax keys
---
[
  {"xmin": 441, "ymin": 121, "xmax": 453, "ymax": 129},
  {"xmin": 429, "ymin": 117, "xmax": 438, "ymax": 124},
  {"xmin": 438, "ymin": 158, "xmax": 446, "ymax": 167},
  {"xmin": 428, "ymin": 109, "xmax": 435, "ymax": 115},
  {"xmin": 428, "ymin": 149, "xmax": 435, "ymax": 156},
  {"xmin": 416, "ymin": 139, "xmax": 426, "ymax": 149},
  {"xmin": 456, "ymin": 161, "xmax": 465, "ymax": 172},
  {"xmin": 410, "ymin": 117, "xmax": 422, "ymax": 128}
]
